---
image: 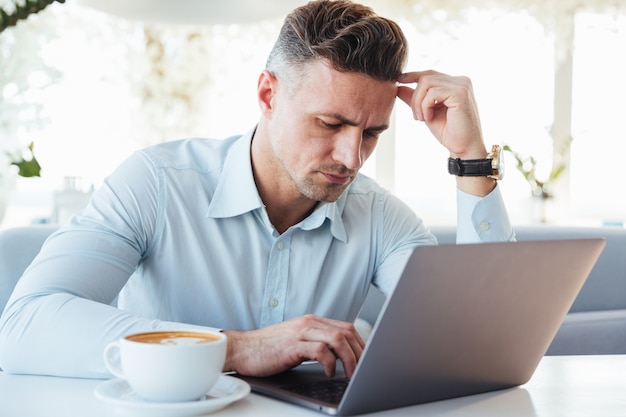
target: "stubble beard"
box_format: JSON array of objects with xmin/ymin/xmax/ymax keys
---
[
  {"xmin": 295, "ymin": 174, "xmax": 350, "ymax": 203},
  {"xmin": 272, "ymin": 142, "xmax": 354, "ymax": 203}
]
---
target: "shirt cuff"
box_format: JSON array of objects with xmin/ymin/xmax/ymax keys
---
[{"xmin": 455, "ymin": 184, "xmax": 514, "ymax": 244}]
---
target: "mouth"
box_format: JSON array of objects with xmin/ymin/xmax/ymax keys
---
[{"xmin": 321, "ymin": 172, "xmax": 354, "ymax": 185}]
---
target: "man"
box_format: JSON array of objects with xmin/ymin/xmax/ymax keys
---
[{"xmin": 0, "ymin": 0, "xmax": 513, "ymax": 379}]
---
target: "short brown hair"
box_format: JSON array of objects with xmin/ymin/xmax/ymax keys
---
[{"xmin": 266, "ymin": 0, "xmax": 408, "ymax": 84}]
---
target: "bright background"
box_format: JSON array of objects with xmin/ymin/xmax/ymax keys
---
[{"xmin": 1, "ymin": 0, "xmax": 625, "ymax": 228}]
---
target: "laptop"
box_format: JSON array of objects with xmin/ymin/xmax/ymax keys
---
[{"xmin": 236, "ymin": 238, "xmax": 605, "ymax": 415}]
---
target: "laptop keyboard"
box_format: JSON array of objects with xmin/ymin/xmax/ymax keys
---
[{"xmin": 280, "ymin": 378, "xmax": 349, "ymax": 404}]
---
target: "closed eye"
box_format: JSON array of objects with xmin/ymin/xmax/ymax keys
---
[
  {"xmin": 364, "ymin": 129, "xmax": 383, "ymax": 139},
  {"xmin": 320, "ymin": 120, "xmax": 342, "ymax": 130},
  {"xmin": 318, "ymin": 116, "xmax": 386, "ymax": 139}
]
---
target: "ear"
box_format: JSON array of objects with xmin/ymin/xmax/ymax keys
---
[{"xmin": 257, "ymin": 70, "xmax": 277, "ymax": 118}]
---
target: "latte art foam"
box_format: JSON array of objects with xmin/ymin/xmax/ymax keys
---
[
  {"xmin": 126, "ymin": 331, "xmax": 221, "ymax": 345},
  {"xmin": 161, "ymin": 337, "xmax": 209, "ymax": 345}
]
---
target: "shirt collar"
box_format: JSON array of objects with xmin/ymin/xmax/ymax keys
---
[
  {"xmin": 206, "ymin": 128, "xmax": 263, "ymax": 218},
  {"xmin": 206, "ymin": 127, "xmax": 348, "ymax": 242},
  {"xmin": 299, "ymin": 198, "xmax": 348, "ymax": 243}
]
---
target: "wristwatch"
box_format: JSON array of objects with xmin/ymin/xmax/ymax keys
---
[{"xmin": 447, "ymin": 145, "xmax": 504, "ymax": 180}]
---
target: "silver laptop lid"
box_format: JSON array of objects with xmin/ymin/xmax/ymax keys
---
[{"xmin": 240, "ymin": 238, "xmax": 606, "ymax": 416}]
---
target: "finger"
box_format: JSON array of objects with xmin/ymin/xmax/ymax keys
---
[
  {"xmin": 397, "ymin": 85, "xmax": 422, "ymax": 121},
  {"xmin": 312, "ymin": 316, "xmax": 366, "ymax": 352},
  {"xmin": 397, "ymin": 70, "xmax": 436, "ymax": 84},
  {"xmin": 397, "ymin": 85, "xmax": 429, "ymax": 122},
  {"xmin": 397, "ymin": 71, "xmax": 432, "ymax": 121},
  {"xmin": 421, "ymin": 88, "xmax": 448, "ymax": 123},
  {"xmin": 396, "ymin": 79, "xmax": 444, "ymax": 123},
  {"xmin": 301, "ymin": 318, "xmax": 365, "ymax": 378},
  {"xmin": 335, "ymin": 341, "xmax": 363, "ymax": 379},
  {"xmin": 297, "ymin": 341, "xmax": 339, "ymax": 377}
]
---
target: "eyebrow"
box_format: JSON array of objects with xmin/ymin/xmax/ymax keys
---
[{"xmin": 329, "ymin": 114, "xmax": 389, "ymax": 132}]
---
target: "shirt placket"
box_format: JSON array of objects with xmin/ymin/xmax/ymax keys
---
[{"xmin": 259, "ymin": 233, "xmax": 291, "ymax": 327}]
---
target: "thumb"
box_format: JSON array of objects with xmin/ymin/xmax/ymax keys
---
[
  {"xmin": 396, "ymin": 85, "xmax": 422, "ymax": 121},
  {"xmin": 396, "ymin": 85, "xmax": 413, "ymax": 106}
]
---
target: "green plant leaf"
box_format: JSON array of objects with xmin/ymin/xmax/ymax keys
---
[
  {"xmin": 10, "ymin": 142, "xmax": 41, "ymax": 178},
  {"xmin": 1, "ymin": 0, "xmax": 66, "ymax": 34}
]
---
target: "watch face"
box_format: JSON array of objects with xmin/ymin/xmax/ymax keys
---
[{"xmin": 490, "ymin": 145, "xmax": 504, "ymax": 180}]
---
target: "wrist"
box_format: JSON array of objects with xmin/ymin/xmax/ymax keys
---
[
  {"xmin": 448, "ymin": 144, "xmax": 503, "ymax": 181},
  {"xmin": 449, "ymin": 147, "xmax": 488, "ymax": 160},
  {"xmin": 221, "ymin": 330, "xmax": 241, "ymax": 373}
]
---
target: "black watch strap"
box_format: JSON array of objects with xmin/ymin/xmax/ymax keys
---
[{"xmin": 448, "ymin": 157, "xmax": 493, "ymax": 177}]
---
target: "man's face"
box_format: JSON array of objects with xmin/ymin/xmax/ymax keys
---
[{"xmin": 264, "ymin": 60, "xmax": 397, "ymax": 203}]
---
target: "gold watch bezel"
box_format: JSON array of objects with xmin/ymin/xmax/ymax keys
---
[{"xmin": 487, "ymin": 144, "xmax": 504, "ymax": 180}]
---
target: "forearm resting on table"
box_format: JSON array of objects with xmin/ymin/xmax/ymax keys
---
[{"xmin": 0, "ymin": 293, "xmax": 212, "ymax": 378}]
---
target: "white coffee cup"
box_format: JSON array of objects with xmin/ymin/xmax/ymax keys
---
[{"xmin": 103, "ymin": 330, "xmax": 227, "ymax": 402}]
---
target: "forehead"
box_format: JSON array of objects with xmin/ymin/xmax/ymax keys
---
[
  {"xmin": 296, "ymin": 59, "xmax": 395, "ymax": 90},
  {"xmin": 286, "ymin": 60, "xmax": 397, "ymax": 120}
]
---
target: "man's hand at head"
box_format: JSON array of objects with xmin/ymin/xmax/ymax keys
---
[
  {"xmin": 396, "ymin": 70, "xmax": 486, "ymax": 159},
  {"xmin": 397, "ymin": 70, "xmax": 496, "ymax": 197},
  {"xmin": 222, "ymin": 314, "xmax": 365, "ymax": 379}
]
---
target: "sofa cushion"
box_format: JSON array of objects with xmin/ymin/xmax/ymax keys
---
[
  {"xmin": 0, "ymin": 225, "xmax": 57, "ymax": 313},
  {"xmin": 546, "ymin": 310, "xmax": 626, "ymax": 355}
]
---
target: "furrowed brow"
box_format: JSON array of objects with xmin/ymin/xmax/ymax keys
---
[{"xmin": 330, "ymin": 114, "xmax": 389, "ymax": 132}]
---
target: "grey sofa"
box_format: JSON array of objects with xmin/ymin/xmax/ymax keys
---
[{"xmin": 1, "ymin": 224, "xmax": 625, "ymax": 355}]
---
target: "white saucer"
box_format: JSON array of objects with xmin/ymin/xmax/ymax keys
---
[{"xmin": 94, "ymin": 374, "xmax": 250, "ymax": 417}]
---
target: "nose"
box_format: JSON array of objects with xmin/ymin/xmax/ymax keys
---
[{"xmin": 332, "ymin": 130, "xmax": 363, "ymax": 170}]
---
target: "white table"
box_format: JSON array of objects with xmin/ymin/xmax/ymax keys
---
[{"xmin": 1, "ymin": 355, "xmax": 626, "ymax": 417}]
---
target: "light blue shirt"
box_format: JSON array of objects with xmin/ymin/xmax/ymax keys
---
[{"xmin": 0, "ymin": 129, "xmax": 513, "ymax": 377}]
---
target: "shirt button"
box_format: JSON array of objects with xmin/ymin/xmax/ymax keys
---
[
  {"xmin": 268, "ymin": 298, "xmax": 279, "ymax": 308},
  {"xmin": 276, "ymin": 241, "xmax": 284, "ymax": 250},
  {"xmin": 479, "ymin": 221, "xmax": 491, "ymax": 231}
]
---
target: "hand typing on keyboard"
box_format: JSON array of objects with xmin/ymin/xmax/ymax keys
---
[{"xmin": 222, "ymin": 314, "xmax": 365, "ymax": 379}]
